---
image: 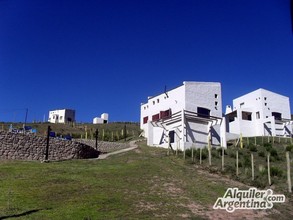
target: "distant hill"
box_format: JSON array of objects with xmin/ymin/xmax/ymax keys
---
[{"xmin": 1, "ymin": 122, "xmax": 141, "ymax": 141}]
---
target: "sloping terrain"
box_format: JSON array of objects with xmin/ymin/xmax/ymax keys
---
[{"xmin": 0, "ymin": 141, "xmax": 292, "ymax": 219}]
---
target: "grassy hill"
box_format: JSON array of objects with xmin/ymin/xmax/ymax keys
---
[
  {"xmin": 0, "ymin": 122, "xmax": 141, "ymax": 141},
  {"xmin": 0, "ymin": 141, "xmax": 293, "ymax": 219}
]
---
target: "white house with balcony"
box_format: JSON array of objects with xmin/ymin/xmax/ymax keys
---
[
  {"xmin": 48, "ymin": 109, "xmax": 76, "ymax": 124},
  {"xmin": 140, "ymin": 81, "xmax": 227, "ymax": 150},
  {"xmin": 226, "ymin": 88, "xmax": 293, "ymax": 137}
]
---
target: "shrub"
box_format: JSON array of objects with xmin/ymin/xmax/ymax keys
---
[
  {"xmin": 196, "ymin": 148, "xmax": 208, "ymax": 160},
  {"xmin": 270, "ymin": 166, "xmax": 283, "ymax": 177},
  {"xmin": 264, "ymin": 143, "xmax": 272, "ymax": 151},
  {"xmin": 229, "ymin": 152, "xmax": 236, "ymax": 159},
  {"xmin": 249, "ymin": 144, "xmax": 258, "ymax": 152},
  {"xmin": 258, "ymin": 151, "xmax": 265, "ymax": 157},
  {"xmin": 286, "ymin": 145, "xmax": 293, "ymax": 152},
  {"xmin": 243, "ymin": 155, "xmax": 251, "ymax": 168}
]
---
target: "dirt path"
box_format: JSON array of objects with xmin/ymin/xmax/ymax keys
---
[{"xmin": 97, "ymin": 140, "xmax": 138, "ymax": 159}]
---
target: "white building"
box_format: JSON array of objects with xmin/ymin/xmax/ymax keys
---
[
  {"xmin": 140, "ymin": 81, "xmax": 227, "ymax": 150},
  {"xmin": 93, "ymin": 113, "xmax": 109, "ymax": 124},
  {"xmin": 48, "ymin": 109, "xmax": 76, "ymax": 124},
  {"xmin": 226, "ymin": 88, "xmax": 293, "ymax": 137}
]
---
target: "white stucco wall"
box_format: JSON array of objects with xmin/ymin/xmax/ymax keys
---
[
  {"xmin": 48, "ymin": 109, "xmax": 75, "ymax": 124},
  {"xmin": 141, "ymin": 81, "xmax": 224, "ymax": 149},
  {"xmin": 227, "ymin": 88, "xmax": 292, "ymax": 137},
  {"xmin": 185, "ymin": 81, "xmax": 222, "ymax": 118}
]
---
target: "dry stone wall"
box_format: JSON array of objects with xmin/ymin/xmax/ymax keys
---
[{"xmin": 0, "ymin": 131, "xmax": 99, "ymax": 161}]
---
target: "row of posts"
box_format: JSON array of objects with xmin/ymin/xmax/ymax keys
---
[{"xmin": 167, "ymin": 133, "xmax": 293, "ymax": 193}]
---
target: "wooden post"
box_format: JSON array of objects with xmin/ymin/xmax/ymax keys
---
[
  {"xmin": 208, "ymin": 134, "xmax": 211, "ymax": 166},
  {"xmin": 251, "ymin": 153, "xmax": 254, "ymax": 181},
  {"xmin": 191, "ymin": 144, "xmax": 194, "ymax": 162},
  {"xmin": 254, "ymin": 136, "xmax": 257, "ymax": 146},
  {"xmin": 272, "ymin": 136, "xmax": 275, "ymax": 144},
  {"xmin": 236, "ymin": 150, "xmax": 239, "ymax": 177},
  {"xmin": 85, "ymin": 126, "xmax": 88, "ymax": 140},
  {"xmin": 268, "ymin": 152, "xmax": 271, "ymax": 185},
  {"xmin": 278, "ymin": 136, "xmax": 281, "ymax": 144},
  {"xmin": 45, "ymin": 126, "xmax": 51, "ymax": 161},
  {"xmin": 200, "ymin": 148, "xmax": 202, "ymax": 165},
  {"xmin": 176, "ymin": 141, "xmax": 179, "ymax": 156},
  {"xmin": 247, "ymin": 137, "xmax": 249, "ymax": 146},
  {"xmin": 221, "ymin": 147, "xmax": 225, "ymax": 171},
  {"xmin": 167, "ymin": 136, "xmax": 170, "ymax": 156},
  {"xmin": 240, "ymin": 133, "xmax": 243, "ymax": 149},
  {"xmin": 286, "ymin": 151, "xmax": 292, "ymax": 193},
  {"xmin": 102, "ymin": 129, "xmax": 105, "ymax": 141}
]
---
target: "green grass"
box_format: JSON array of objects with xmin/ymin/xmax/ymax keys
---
[
  {"xmin": 1, "ymin": 141, "xmax": 293, "ymax": 219},
  {"xmin": 0, "ymin": 143, "xmax": 225, "ymax": 219}
]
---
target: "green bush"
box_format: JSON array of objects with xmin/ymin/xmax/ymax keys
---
[
  {"xmin": 270, "ymin": 166, "xmax": 283, "ymax": 177},
  {"xmin": 286, "ymin": 145, "xmax": 293, "ymax": 152},
  {"xmin": 229, "ymin": 152, "xmax": 236, "ymax": 159},
  {"xmin": 196, "ymin": 148, "xmax": 208, "ymax": 160},
  {"xmin": 258, "ymin": 151, "xmax": 265, "ymax": 157},
  {"xmin": 249, "ymin": 144, "xmax": 258, "ymax": 152},
  {"xmin": 264, "ymin": 143, "xmax": 272, "ymax": 151},
  {"xmin": 243, "ymin": 155, "xmax": 251, "ymax": 168}
]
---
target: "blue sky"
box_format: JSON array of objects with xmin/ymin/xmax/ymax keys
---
[{"xmin": 0, "ymin": 0, "xmax": 292, "ymax": 123}]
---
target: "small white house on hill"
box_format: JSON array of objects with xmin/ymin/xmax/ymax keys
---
[
  {"xmin": 226, "ymin": 88, "xmax": 293, "ymax": 137},
  {"xmin": 93, "ymin": 113, "xmax": 109, "ymax": 124},
  {"xmin": 48, "ymin": 109, "xmax": 75, "ymax": 124},
  {"xmin": 140, "ymin": 81, "xmax": 227, "ymax": 150}
]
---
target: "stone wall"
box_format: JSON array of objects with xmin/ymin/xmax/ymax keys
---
[{"xmin": 0, "ymin": 131, "xmax": 99, "ymax": 161}]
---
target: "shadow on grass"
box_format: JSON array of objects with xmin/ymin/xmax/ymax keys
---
[{"xmin": 0, "ymin": 208, "xmax": 51, "ymax": 219}]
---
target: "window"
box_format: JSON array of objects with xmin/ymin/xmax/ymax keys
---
[
  {"xmin": 215, "ymin": 94, "xmax": 218, "ymax": 99},
  {"xmin": 160, "ymin": 109, "xmax": 172, "ymax": 119},
  {"xmin": 240, "ymin": 102, "xmax": 244, "ymax": 108},
  {"xmin": 157, "ymin": 99, "xmax": 159, "ymax": 103},
  {"xmin": 152, "ymin": 113, "xmax": 160, "ymax": 121},
  {"xmin": 242, "ymin": 111, "xmax": 252, "ymax": 121},
  {"xmin": 256, "ymin": 112, "xmax": 260, "ymax": 119},
  {"xmin": 272, "ymin": 112, "xmax": 282, "ymax": 120},
  {"xmin": 143, "ymin": 116, "xmax": 148, "ymax": 124},
  {"xmin": 215, "ymin": 101, "xmax": 218, "ymax": 106},
  {"xmin": 197, "ymin": 107, "xmax": 210, "ymax": 118},
  {"xmin": 153, "ymin": 101, "xmax": 155, "ymax": 105},
  {"xmin": 264, "ymin": 97, "xmax": 267, "ymax": 100},
  {"xmin": 265, "ymin": 103, "xmax": 267, "ymax": 106}
]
